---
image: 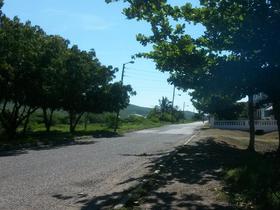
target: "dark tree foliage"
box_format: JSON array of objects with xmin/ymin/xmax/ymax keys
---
[
  {"xmin": 191, "ymin": 93, "xmax": 246, "ymax": 120},
  {"xmin": 0, "ymin": 17, "xmax": 45, "ymax": 139},
  {"xmin": 38, "ymin": 35, "xmax": 69, "ymax": 132},
  {"xmin": 0, "ymin": 0, "xmax": 3, "ymax": 17},
  {"xmin": 196, "ymin": 0, "xmax": 280, "ymax": 151}
]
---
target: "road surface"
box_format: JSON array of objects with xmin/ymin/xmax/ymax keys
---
[{"xmin": 0, "ymin": 122, "xmax": 202, "ymax": 210}]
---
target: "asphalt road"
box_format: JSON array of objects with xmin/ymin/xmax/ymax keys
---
[{"xmin": 0, "ymin": 122, "xmax": 202, "ymax": 210}]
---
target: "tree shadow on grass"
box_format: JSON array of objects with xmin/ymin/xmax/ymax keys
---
[
  {"xmin": 79, "ymin": 138, "xmax": 258, "ymax": 210},
  {"xmin": 0, "ymin": 130, "xmax": 121, "ymax": 157}
]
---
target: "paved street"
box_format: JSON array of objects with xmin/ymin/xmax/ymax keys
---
[{"xmin": 0, "ymin": 122, "xmax": 202, "ymax": 210}]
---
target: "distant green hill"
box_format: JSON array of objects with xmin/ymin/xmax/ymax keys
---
[
  {"xmin": 183, "ymin": 110, "xmax": 195, "ymax": 119},
  {"xmin": 120, "ymin": 104, "xmax": 152, "ymax": 118},
  {"xmin": 120, "ymin": 104, "xmax": 195, "ymax": 119}
]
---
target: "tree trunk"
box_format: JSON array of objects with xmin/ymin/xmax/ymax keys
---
[
  {"xmin": 21, "ymin": 107, "xmax": 35, "ymax": 136},
  {"xmin": 5, "ymin": 103, "xmax": 20, "ymax": 140},
  {"xmin": 272, "ymin": 101, "xmax": 280, "ymax": 154},
  {"xmin": 43, "ymin": 108, "xmax": 54, "ymax": 132},
  {"xmin": 69, "ymin": 111, "xmax": 83, "ymax": 133},
  {"xmin": 247, "ymin": 93, "xmax": 255, "ymax": 152},
  {"xmin": 73, "ymin": 112, "xmax": 84, "ymax": 132},
  {"xmin": 22, "ymin": 113, "xmax": 30, "ymax": 135},
  {"xmin": 69, "ymin": 111, "xmax": 75, "ymax": 133},
  {"xmin": 1, "ymin": 97, "xmax": 8, "ymax": 114},
  {"xmin": 84, "ymin": 113, "xmax": 89, "ymax": 130},
  {"xmin": 0, "ymin": 103, "xmax": 37, "ymax": 140},
  {"xmin": 7, "ymin": 126, "xmax": 17, "ymax": 140},
  {"xmin": 5, "ymin": 115, "xmax": 18, "ymax": 140}
]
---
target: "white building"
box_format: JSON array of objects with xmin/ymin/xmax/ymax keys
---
[
  {"xmin": 209, "ymin": 93, "xmax": 277, "ymax": 132},
  {"xmin": 253, "ymin": 93, "xmax": 274, "ymax": 120}
]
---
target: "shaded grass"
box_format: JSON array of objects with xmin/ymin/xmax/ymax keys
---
[
  {"xmin": 223, "ymin": 152, "xmax": 280, "ymax": 210},
  {"xmin": 203, "ymin": 129, "xmax": 280, "ymax": 210}
]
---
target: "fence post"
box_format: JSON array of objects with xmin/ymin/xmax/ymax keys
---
[
  {"xmin": 210, "ymin": 116, "xmax": 215, "ymax": 127},
  {"xmin": 244, "ymin": 120, "xmax": 249, "ymax": 130}
]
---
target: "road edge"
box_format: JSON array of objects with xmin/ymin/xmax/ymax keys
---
[{"xmin": 112, "ymin": 129, "xmax": 201, "ymax": 209}]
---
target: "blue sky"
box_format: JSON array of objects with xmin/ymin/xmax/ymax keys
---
[{"xmin": 2, "ymin": 0, "xmax": 204, "ymax": 111}]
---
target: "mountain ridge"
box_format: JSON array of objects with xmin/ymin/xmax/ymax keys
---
[{"xmin": 120, "ymin": 104, "xmax": 195, "ymax": 119}]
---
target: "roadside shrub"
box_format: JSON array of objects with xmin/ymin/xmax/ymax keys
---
[
  {"xmin": 149, "ymin": 116, "xmax": 160, "ymax": 123},
  {"xmin": 86, "ymin": 113, "xmax": 106, "ymax": 124},
  {"xmin": 147, "ymin": 107, "xmax": 184, "ymax": 123},
  {"xmin": 123, "ymin": 115, "xmax": 146, "ymax": 124},
  {"xmin": 28, "ymin": 111, "xmax": 44, "ymax": 124},
  {"xmin": 104, "ymin": 113, "xmax": 117, "ymax": 129}
]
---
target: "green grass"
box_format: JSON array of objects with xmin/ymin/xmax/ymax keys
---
[
  {"xmin": 198, "ymin": 129, "xmax": 280, "ymax": 209},
  {"xmin": 1, "ymin": 118, "xmax": 190, "ymax": 150},
  {"xmin": 117, "ymin": 121, "xmax": 169, "ymax": 134},
  {"xmin": 29, "ymin": 119, "xmax": 168, "ymax": 134},
  {"xmin": 30, "ymin": 123, "xmax": 106, "ymax": 133}
]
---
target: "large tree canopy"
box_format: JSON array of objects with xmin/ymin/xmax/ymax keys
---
[{"xmin": 107, "ymin": 0, "xmax": 280, "ymax": 152}]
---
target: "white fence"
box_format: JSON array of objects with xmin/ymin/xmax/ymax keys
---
[{"xmin": 210, "ymin": 119, "xmax": 278, "ymax": 132}]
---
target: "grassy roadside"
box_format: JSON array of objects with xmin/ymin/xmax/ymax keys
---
[
  {"xmin": 0, "ymin": 119, "xmax": 194, "ymax": 151},
  {"xmin": 106, "ymin": 128, "xmax": 279, "ymax": 210},
  {"xmin": 205, "ymin": 129, "xmax": 280, "ymax": 210}
]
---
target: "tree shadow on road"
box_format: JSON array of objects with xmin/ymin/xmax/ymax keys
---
[
  {"xmin": 80, "ymin": 138, "xmax": 247, "ymax": 210},
  {"xmin": 0, "ymin": 130, "xmax": 121, "ymax": 157}
]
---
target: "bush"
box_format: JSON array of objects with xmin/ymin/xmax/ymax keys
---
[
  {"xmin": 122, "ymin": 115, "xmax": 146, "ymax": 124},
  {"xmin": 52, "ymin": 111, "xmax": 69, "ymax": 124},
  {"xmin": 149, "ymin": 116, "xmax": 160, "ymax": 123},
  {"xmin": 104, "ymin": 113, "xmax": 117, "ymax": 129},
  {"xmin": 147, "ymin": 106, "xmax": 185, "ymax": 123},
  {"xmin": 27, "ymin": 110, "xmax": 69, "ymax": 126},
  {"xmin": 86, "ymin": 113, "xmax": 106, "ymax": 124}
]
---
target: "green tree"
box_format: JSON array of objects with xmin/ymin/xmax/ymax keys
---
[
  {"xmin": 0, "ymin": 16, "xmax": 45, "ymax": 139},
  {"xmin": 159, "ymin": 97, "xmax": 172, "ymax": 115},
  {"xmin": 191, "ymin": 92, "xmax": 246, "ymax": 120},
  {"xmin": 148, "ymin": 97, "xmax": 184, "ymax": 122},
  {"xmin": 194, "ymin": 0, "xmax": 280, "ymax": 152},
  {"xmin": 61, "ymin": 46, "xmax": 96, "ymax": 133},
  {"xmin": 107, "ymin": 0, "xmax": 280, "ymax": 152},
  {"xmin": 38, "ymin": 35, "xmax": 69, "ymax": 132},
  {"xmin": 0, "ymin": 0, "xmax": 3, "ymax": 17},
  {"xmin": 61, "ymin": 46, "xmax": 135, "ymax": 133},
  {"xmin": 0, "ymin": 6, "xmax": 135, "ymax": 138}
]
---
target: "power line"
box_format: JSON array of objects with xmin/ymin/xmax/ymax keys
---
[
  {"xmin": 130, "ymin": 88, "xmax": 174, "ymax": 93},
  {"xmin": 126, "ymin": 70, "xmax": 163, "ymax": 76},
  {"xmin": 125, "ymin": 72, "xmax": 164, "ymax": 79},
  {"xmin": 131, "ymin": 87, "xmax": 173, "ymax": 91},
  {"xmin": 125, "ymin": 67, "xmax": 165, "ymax": 75},
  {"xmin": 125, "ymin": 75, "xmax": 169, "ymax": 85}
]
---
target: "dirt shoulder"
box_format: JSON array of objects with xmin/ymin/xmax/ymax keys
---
[
  {"xmin": 200, "ymin": 128, "xmax": 278, "ymax": 153},
  {"xmin": 114, "ymin": 128, "xmax": 279, "ymax": 210}
]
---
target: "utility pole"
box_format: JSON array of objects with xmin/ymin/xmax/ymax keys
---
[
  {"xmin": 171, "ymin": 85, "xmax": 175, "ymax": 109},
  {"xmin": 114, "ymin": 61, "xmax": 134, "ymax": 132},
  {"xmin": 171, "ymin": 85, "xmax": 176, "ymax": 121}
]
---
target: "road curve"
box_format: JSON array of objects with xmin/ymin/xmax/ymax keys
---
[{"xmin": 0, "ymin": 122, "xmax": 202, "ymax": 210}]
